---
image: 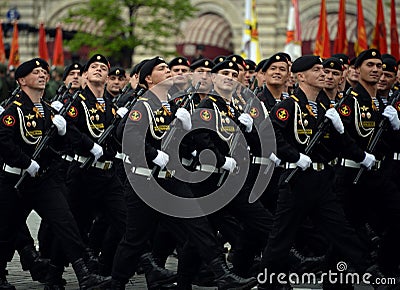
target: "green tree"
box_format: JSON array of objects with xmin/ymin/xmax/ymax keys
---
[{"xmin": 63, "ymin": 0, "xmax": 196, "ymax": 67}]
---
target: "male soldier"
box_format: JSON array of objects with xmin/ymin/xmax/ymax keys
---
[
  {"xmin": 377, "ymin": 56, "xmax": 398, "ymax": 105},
  {"xmin": 332, "ymin": 53, "xmax": 350, "ymax": 93},
  {"xmin": 188, "ymin": 58, "xmax": 215, "ymax": 109},
  {"xmin": 322, "ymin": 57, "xmax": 345, "ymax": 105},
  {"xmin": 65, "ymin": 54, "xmax": 128, "ymax": 277},
  {"xmin": 0, "ymin": 58, "xmax": 111, "ymax": 290},
  {"xmin": 111, "ymin": 56, "xmax": 257, "ymax": 290},
  {"xmin": 105, "ymin": 67, "xmax": 126, "ymax": 100},
  {"xmin": 258, "ymin": 55, "xmax": 376, "ymax": 290},
  {"xmin": 344, "ymin": 57, "xmax": 359, "ymax": 93},
  {"xmin": 226, "ymin": 54, "xmax": 247, "ymax": 86},
  {"xmin": 254, "ymin": 59, "xmax": 268, "ymax": 92},
  {"xmin": 168, "ymin": 56, "xmax": 191, "ymax": 97},
  {"xmin": 63, "ymin": 63, "xmax": 83, "ymax": 95},
  {"xmin": 336, "ymin": 49, "xmax": 400, "ymax": 276},
  {"xmin": 244, "ymin": 59, "xmax": 257, "ymax": 88}
]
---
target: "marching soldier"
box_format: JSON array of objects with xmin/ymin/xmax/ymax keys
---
[
  {"xmin": 168, "ymin": 56, "xmax": 191, "ymax": 97},
  {"xmin": 322, "ymin": 57, "xmax": 346, "ymax": 105},
  {"xmin": 105, "ymin": 67, "xmax": 127, "ymax": 100},
  {"xmin": 0, "ymin": 58, "xmax": 111, "ymax": 290}
]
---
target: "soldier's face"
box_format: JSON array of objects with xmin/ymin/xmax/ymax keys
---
[
  {"xmin": 347, "ymin": 65, "xmax": 359, "ymax": 82},
  {"xmin": 299, "ymin": 64, "xmax": 326, "ymax": 89},
  {"xmin": 86, "ymin": 62, "xmax": 109, "ymax": 84},
  {"xmin": 378, "ymin": 71, "xmax": 397, "ymax": 91},
  {"xmin": 147, "ymin": 63, "xmax": 171, "ymax": 87},
  {"xmin": 357, "ymin": 60, "xmax": 383, "ymax": 85},
  {"xmin": 192, "ymin": 68, "xmax": 212, "ymax": 93},
  {"xmin": 323, "ymin": 68, "xmax": 343, "ymax": 90},
  {"xmin": 265, "ymin": 62, "xmax": 289, "ymax": 87},
  {"xmin": 212, "ymin": 69, "xmax": 238, "ymax": 94},
  {"xmin": 19, "ymin": 68, "xmax": 47, "ymax": 90},
  {"xmin": 107, "ymin": 75, "xmax": 126, "ymax": 95},
  {"xmin": 64, "ymin": 70, "xmax": 82, "ymax": 90}
]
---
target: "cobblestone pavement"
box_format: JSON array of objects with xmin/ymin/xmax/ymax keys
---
[{"xmin": 6, "ymin": 211, "xmax": 379, "ymax": 290}]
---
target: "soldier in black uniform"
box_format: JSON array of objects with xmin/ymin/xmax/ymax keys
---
[
  {"xmin": 110, "ymin": 56, "xmax": 257, "ymax": 290},
  {"xmin": 168, "ymin": 56, "xmax": 191, "ymax": 97},
  {"xmin": 65, "ymin": 54, "xmax": 127, "ymax": 277},
  {"xmin": 336, "ymin": 49, "xmax": 400, "ymax": 277},
  {"xmin": 322, "ymin": 57, "xmax": 346, "ymax": 105},
  {"xmin": 258, "ymin": 55, "xmax": 374, "ymax": 289},
  {"xmin": 105, "ymin": 67, "xmax": 127, "ymax": 101},
  {"xmin": 0, "ymin": 58, "xmax": 111, "ymax": 290},
  {"xmin": 331, "ymin": 53, "xmax": 350, "ymax": 94}
]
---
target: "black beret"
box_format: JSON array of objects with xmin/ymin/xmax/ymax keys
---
[
  {"xmin": 83, "ymin": 54, "xmax": 110, "ymax": 72},
  {"xmin": 331, "ymin": 53, "xmax": 350, "ymax": 65},
  {"xmin": 62, "ymin": 62, "xmax": 82, "ymax": 81},
  {"xmin": 382, "ymin": 53, "xmax": 397, "ymax": 62},
  {"xmin": 255, "ymin": 59, "xmax": 268, "ymax": 72},
  {"xmin": 168, "ymin": 56, "xmax": 190, "ymax": 69},
  {"xmin": 382, "ymin": 57, "xmax": 398, "ymax": 73},
  {"xmin": 226, "ymin": 54, "xmax": 246, "ymax": 68},
  {"xmin": 349, "ymin": 57, "xmax": 357, "ymax": 66},
  {"xmin": 130, "ymin": 59, "xmax": 148, "ymax": 77},
  {"xmin": 354, "ymin": 49, "xmax": 381, "ymax": 68},
  {"xmin": 139, "ymin": 56, "xmax": 166, "ymax": 85},
  {"xmin": 211, "ymin": 60, "xmax": 239, "ymax": 74},
  {"xmin": 262, "ymin": 53, "xmax": 289, "ymax": 72},
  {"xmin": 213, "ymin": 55, "xmax": 226, "ymax": 65},
  {"xmin": 244, "ymin": 59, "xmax": 256, "ymax": 71},
  {"xmin": 108, "ymin": 67, "xmax": 126, "ymax": 77},
  {"xmin": 322, "ymin": 57, "xmax": 344, "ymax": 71},
  {"xmin": 15, "ymin": 58, "xmax": 50, "ymax": 79},
  {"xmin": 291, "ymin": 55, "xmax": 323, "ymax": 73},
  {"xmin": 190, "ymin": 58, "xmax": 215, "ymax": 71}
]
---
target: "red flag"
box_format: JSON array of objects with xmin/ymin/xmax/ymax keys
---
[
  {"xmin": 0, "ymin": 20, "xmax": 6, "ymax": 63},
  {"xmin": 333, "ymin": 0, "xmax": 348, "ymax": 54},
  {"xmin": 313, "ymin": 0, "xmax": 330, "ymax": 58},
  {"xmin": 52, "ymin": 25, "xmax": 64, "ymax": 66},
  {"xmin": 390, "ymin": 0, "xmax": 399, "ymax": 60},
  {"xmin": 38, "ymin": 22, "xmax": 49, "ymax": 62},
  {"xmin": 354, "ymin": 0, "xmax": 368, "ymax": 56},
  {"xmin": 371, "ymin": 0, "xmax": 387, "ymax": 53},
  {"xmin": 8, "ymin": 22, "xmax": 20, "ymax": 68}
]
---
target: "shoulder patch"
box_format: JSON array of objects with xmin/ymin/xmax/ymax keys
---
[
  {"xmin": 2, "ymin": 115, "xmax": 16, "ymax": 126},
  {"xmin": 249, "ymin": 107, "xmax": 259, "ymax": 118},
  {"xmin": 67, "ymin": 106, "xmax": 78, "ymax": 118},
  {"xmin": 129, "ymin": 110, "xmax": 142, "ymax": 121},
  {"xmin": 395, "ymin": 101, "xmax": 400, "ymax": 112},
  {"xmin": 13, "ymin": 100, "xmax": 22, "ymax": 106},
  {"xmin": 276, "ymin": 108, "xmax": 289, "ymax": 121},
  {"xmin": 200, "ymin": 109, "xmax": 212, "ymax": 121},
  {"xmin": 339, "ymin": 104, "xmax": 351, "ymax": 117}
]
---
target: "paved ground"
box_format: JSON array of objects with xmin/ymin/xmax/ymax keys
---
[{"xmin": 5, "ymin": 211, "xmax": 381, "ymax": 290}]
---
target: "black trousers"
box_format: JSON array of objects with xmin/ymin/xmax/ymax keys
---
[
  {"xmin": 260, "ymin": 166, "xmax": 370, "ymax": 277},
  {"xmin": 0, "ymin": 171, "xmax": 85, "ymax": 264},
  {"xmin": 112, "ymin": 175, "xmax": 220, "ymax": 282},
  {"xmin": 66, "ymin": 162, "xmax": 127, "ymax": 268}
]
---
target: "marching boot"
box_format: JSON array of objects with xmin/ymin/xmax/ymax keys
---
[
  {"xmin": 209, "ymin": 255, "xmax": 258, "ymax": 290},
  {"xmin": 72, "ymin": 258, "xmax": 111, "ymax": 290},
  {"xmin": 43, "ymin": 264, "xmax": 67, "ymax": 290},
  {"xmin": 0, "ymin": 265, "xmax": 15, "ymax": 290},
  {"xmin": 138, "ymin": 253, "xmax": 177, "ymax": 289},
  {"xmin": 18, "ymin": 244, "xmax": 50, "ymax": 282}
]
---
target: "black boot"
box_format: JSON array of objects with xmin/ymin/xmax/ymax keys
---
[
  {"xmin": 109, "ymin": 278, "xmax": 125, "ymax": 290},
  {"xmin": 43, "ymin": 264, "xmax": 67, "ymax": 290},
  {"xmin": 72, "ymin": 258, "xmax": 111, "ymax": 290},
  {"xmin": 209, "ymin": 256, "xmax": 258, "ymax": 290},
  {"xmin": 138, "ymin": 253, "xmax": 177, "ymax": 289},
  {"xmin": 84, "ymin": 248, "xmax": 100, "ymax": 274},
  {"xmin": 0, "ymin": 269, "xmax": 15, "ymax": 290},
  {"xmin": 18, "ymin": 244, "xmax": 50, "ymax": 282}
]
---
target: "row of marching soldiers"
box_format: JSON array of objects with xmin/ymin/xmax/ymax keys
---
[{"xmin": 0, "ymin": 47, "xmax": 399, "ymax": 290}]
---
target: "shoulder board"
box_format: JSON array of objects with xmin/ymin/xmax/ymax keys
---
[
  {"xmin": 393, "ymin": 86, "xmax": 399, "ymax": 91},
  {"xmin": 13, "ymin": 100, "xmax": 22, "ymax": 106},
  {"xmin": 319, "ymin": 102, "xmax": 326, "ymax": 111},
  {"xmin": 208, "ymin": 96, "xmax": 217, "ymax": 102},
  {"xmin": 350, "ymin": 91, "xmax": 358, "ymax": 97},
  {"xmin": 79, "ymin": 93, "xmax": 86, "ymax": 101},
  {"xmin": 138, "ymin": 97, "xmax": 148, "ymax": 101},
  {"xmin": 290, "ymin": 95, "xmax": 299, "ymax": 102}
]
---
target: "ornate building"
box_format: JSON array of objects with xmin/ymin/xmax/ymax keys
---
[{"xmin": 0, "ymin": 0, "xmax": 397, "ymax": 66}]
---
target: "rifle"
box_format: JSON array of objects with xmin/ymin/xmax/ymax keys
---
[
  {"xmin": 14, "ymin": 89, "xmax": 81, "ymax": 189},
  {"xmin": 80, "ymin": 87, "xmax": 145, "ymax": 170},
  {"xmin": 217, "ymin": 94, "xmax": 256, "ymax": 186},
  {"xmin": 353, "ymin": 90, "xmax": 400, "ymax": 185},
  {"xmin": 1, "ymin": 86, "xmax": 20, "ymax": 108},
  {"xmin": 284, "ymin": 90, "xmax": 352, "ymax": 184},
  {"xmin": 148, "ymin": 81, "xmax": 201, "ymax": 180}
]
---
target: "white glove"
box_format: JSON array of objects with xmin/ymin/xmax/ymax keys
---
[
  {"xmin": 52, "ymin": 115, "xmax": 67, "ymax": 136},
  {"xmin": 382, "ymin": 105, "xmax": 400, "ymax": 130},
  {"xmin": 325, "ymin": 108, "xmax": 344, "ymax": 134},
  {"xmin": 116, "ymin": 107, "xmax": 129, "ymax": 118},
  {"xmin": 295, "ymin": 153, "xmax": 312, "ymax": 171},
  {"xmin": 175, "ymin": 108, "xmax": 192, "ymax": 131},
  {"xmin": 0, "ymin": 105, "xmax": 5, "ymax": 115},
  {"xmin": 191, "ymin": 150, "xmax": 197, "ymax": 157},
  {"xmin": 269, "ymin": 152, "xmax": 281, "ymax": 167},
  {"xmin": 238, "ymin": 113, "xmax": 253, "ymax": 133},
  {"xmin": 26, "ymin": 160, "xmax": 40, "ymax": 177},
  {"xmin": 221, "ymin": 156, "xmax": 237, "ymax": 173},
  {"xmin": 360, "ymin": 152, "xmax": 376, "ymax": 170},
  {"xmin": 90, "ymin": 143, "xmax": 103, "ymax": 162},
  {"xmin": 51, "ymin": 101, "xmax": 63, "ymax": 112},
  {"xmin": 152, "ymin": 150, "xmax": 169, "ymax": 169}
]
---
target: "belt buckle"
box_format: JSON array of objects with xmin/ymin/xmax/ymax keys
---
[
  {"xmin": 103, "ymin": 161, "xmax": 112, "ymax": 170},
  {"xmin": 315, "ymin": 163, "xmax": 324, "ymax": 171}
]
